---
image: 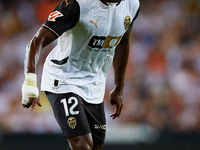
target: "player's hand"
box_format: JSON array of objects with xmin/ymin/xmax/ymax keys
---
[
  {"xmin": 109, "ymin": 87, "xmax": 123, "ymax": 119},
  {"xmin": 22, "ymin": 98, "xmax": 42, "ymax": 111},
  {"xmin": 21, "ymin": 73, "xmax": 42, "ymax": 111}
]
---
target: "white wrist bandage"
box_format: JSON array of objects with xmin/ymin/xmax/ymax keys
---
[{"xmin": 22, "ymin": 73, "xmax": 39, "ymax": 105}]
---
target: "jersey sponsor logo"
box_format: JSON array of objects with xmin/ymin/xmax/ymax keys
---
[
  {"xmin": 65, "ymin": 0, "xmax": 71, "ymax": 7},
  {"xmin": 90, "ymin": 19, "xmax": 99, "ymax": 28},
  {"xmin": 88, "ymin": 36, "xmax": 122, "ymax": 50},
  {"xmin": 67, "ymin": 117, "xmax": 77, "ymax": 129},
  {"xmin": 103, "ymin": 36, "xmax": 122, "ymax": 48},
  {"xmin": 48, "ymin": 11, "xmax": 63, "ymax": 22},
  {"xmin": 88, "ymin": 36, "xmax": 106, "ymax": 49},
  {"xmin": 124, "ymin": 16, "xmax": 131, "ymax": 30},
  {"xmin": 94, "ymin": 124, "xmax": 106, "ymax": 130}
]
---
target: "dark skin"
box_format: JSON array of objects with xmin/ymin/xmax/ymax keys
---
[
  {"xmin": 110, "ymin": 28, "xmax": 131, "ymax": 119},
  {"xmin": 23, "ymin": 0, "xmax": 131, "ymax": 149},
  {"xmin": 22, "ymin": 27, "xmax": 55, "ymax": 111}
]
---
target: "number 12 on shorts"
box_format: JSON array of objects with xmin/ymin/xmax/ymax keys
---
[{"xmin": 60, "ymin": 97, "xmax": 80, "ymax": 116}]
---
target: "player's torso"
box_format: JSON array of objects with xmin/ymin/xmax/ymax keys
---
[
  {"xmin": 58, "ymin": 0, "xmax": 136, "ymax": 74},
  {"xmin": 74, "ymin": 0, "xmax": 133, "ymax": 50},
  {"xmin": 48, "ymin": 0, "xmax": 139, "ymax": 75},
  {"xmin": 42, "ymin": 0, "xmax": 139, "ymax": 102}
]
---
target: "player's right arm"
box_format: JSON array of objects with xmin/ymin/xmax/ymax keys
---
[
  {"xmin": 22, "ymin": 0, "xmax": 80, "ymax": 111},
  {"xmin": 26, "ymin": 27, "xmax": 57, "ymax": 74},
  {"xmin": 22, "ymin": 27, "xmax": 57, "ymax": 111}
]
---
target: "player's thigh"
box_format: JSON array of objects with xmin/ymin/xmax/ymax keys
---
[
  {"xmin": 45, "ymin": 92, "xmax": 91, "ymax": 139},
  {"xmin": 84, "ymin": 101, "xmax": 106, "ymax": 146}
]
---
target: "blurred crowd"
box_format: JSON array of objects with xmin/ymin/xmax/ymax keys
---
[{"xmin": 0, "ymin": 0, "xmax": 200, "ymax": 135}]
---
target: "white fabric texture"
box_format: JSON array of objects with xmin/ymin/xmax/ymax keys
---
[
  {"xmin": 22, "ymin": 73, "xmax": 39, "ymax": 105},
  {"xmin": 41, "ymin": 0, "xmax": 140, "ymax": 104}
]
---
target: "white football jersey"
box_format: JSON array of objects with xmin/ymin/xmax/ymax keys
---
[{"xmin": 41, "ymin": 0, "xmax": 140, "ymax": 104}]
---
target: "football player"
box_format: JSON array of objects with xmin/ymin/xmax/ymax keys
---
[{"xmin": 22, "ymin": 0, "xmax": 139, "ymax": 149}]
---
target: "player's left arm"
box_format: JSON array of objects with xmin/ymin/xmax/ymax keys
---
[
  {"xmin": 109, "ymin": 30, "xmax": 131, "ymax": 119},
  {"xmin": 109, "ymin": 6, "xmax": 139, "ymax": 119}
]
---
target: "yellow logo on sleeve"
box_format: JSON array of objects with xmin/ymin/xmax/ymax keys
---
[
  {"xmin": 124, "ymin": 16, "xmax": 131, "ymax": 30},
  {"xmin": 65, "ymin": 0, "xmax": 71, "ymax": 7}
]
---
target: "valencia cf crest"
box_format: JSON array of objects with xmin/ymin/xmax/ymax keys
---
[
  {"xmin": 124, "ymin": 16, "xmax": 131, "ymax": 30},
  {"xmin": 67, "ymin": 117, "xmax": 77, "ymax": 129}
]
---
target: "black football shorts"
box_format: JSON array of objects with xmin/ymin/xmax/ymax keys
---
[{"xmin": 45, "ymin": 91, "xmax": 106, "ymax": 145}]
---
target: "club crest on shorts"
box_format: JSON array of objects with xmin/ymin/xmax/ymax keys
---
[
  {"xmin": 124, "ymin": 16, "xmax": 131, "ymax": 30},
  {"xmin": 67, "ymin": 117, "xmax": 77, "ymax": 129}
]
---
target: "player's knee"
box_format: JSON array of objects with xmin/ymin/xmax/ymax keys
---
[
  {"xmin": 69, "ymin": 135, "xmax": 93, "ymax": 150},
  {"xmin": 71, "ymin": 141, "xmax": 93, "ymax": 150},
  {"xmin": 81, "ymin": 142, "xmax": 93, "ymax": 150},
  {"xmin": 92, "ymin": 143, "xmax": 103, "ymax": 150}
]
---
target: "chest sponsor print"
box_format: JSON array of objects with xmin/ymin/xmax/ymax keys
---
[{"xmin": 88, "ymin": 35, "xmax": 122, "ymax": 50}]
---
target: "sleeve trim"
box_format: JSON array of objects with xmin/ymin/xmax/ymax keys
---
[{"xmin": 42, "ymin": 24, "xmax": 60, "ymax": 37}]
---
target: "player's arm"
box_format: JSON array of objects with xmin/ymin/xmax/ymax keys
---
[
  {"xmin": 109, "ymin": 30, "xmax": 131, "ymax": 119},
  {"xmin": 109, "ymin": 7, "xmax": 139, "ymax": 119},
  {"xmin": 26, "ymin": 27, "xmax": 57, "ymax": 73},
  {"xmin": 22, "ymin": 0, "xmax": 80, "ymax": 111},
  {"xmin": 22, "ymin": 27, "xmax": 57, "ymax": 110}
]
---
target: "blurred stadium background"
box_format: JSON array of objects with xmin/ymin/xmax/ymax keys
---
[{"xmin": 0, "ymin": 0, "xmax": 200, "ymax": 149}]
